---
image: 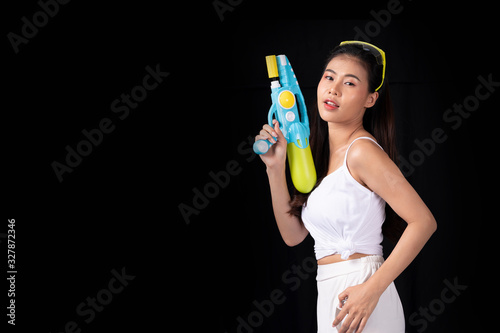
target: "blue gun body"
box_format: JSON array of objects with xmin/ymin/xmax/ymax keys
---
[{"xmin": 253, "ymin": 55, "xmax": 310, "ymax": 155}]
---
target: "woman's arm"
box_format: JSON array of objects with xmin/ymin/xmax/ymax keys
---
[
  {"xmin": 256, "ymin": 120, "xmax": 309, "ymax": 246},
  {"xmin": 333, "ymin": 140, "xmax": 437, "ymax": 333},
  {"xmin": 267, "ymin": 166, "xmax": 309, "ymax": 246}
]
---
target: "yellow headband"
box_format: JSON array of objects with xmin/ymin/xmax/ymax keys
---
[{"xmin": 339, "ymin": 41, "xmax": 386, "ymax": 91}]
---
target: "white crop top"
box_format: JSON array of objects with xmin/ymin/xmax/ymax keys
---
[{"xmin": 301, "ymin": 137, "xmax": 386, "ymax": 260}]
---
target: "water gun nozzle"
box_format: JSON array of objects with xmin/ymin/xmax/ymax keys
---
[{"xmin": 265, "ymin": 55, "xmax": 279, "ymax": 79}]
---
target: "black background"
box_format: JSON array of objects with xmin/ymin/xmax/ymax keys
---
[{"xmin": 4, "ymin": 0, "xmax": 497, "ymax": 332}]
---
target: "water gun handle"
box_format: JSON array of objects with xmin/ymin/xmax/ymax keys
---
[
  {"xmin": 253, "ymin": 103, "xmax": 277, "ymax": 154},
  {"xmin": 253, "ymin": 139, "xmax": 273, "ymax": 155}
]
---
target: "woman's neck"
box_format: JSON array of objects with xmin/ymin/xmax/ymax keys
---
[{"xmin": 327, "ymin": 122, "xmax": 365, "ymax": 152}]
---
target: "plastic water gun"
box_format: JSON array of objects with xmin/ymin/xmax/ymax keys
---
[{"xmin": 253, "ymin": 54, "xmax": 317, "ymax": 193}]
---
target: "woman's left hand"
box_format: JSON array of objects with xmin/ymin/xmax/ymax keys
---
[{"xmin": 332, "ymin": 281, "xmax": 383, "ymax": 333}]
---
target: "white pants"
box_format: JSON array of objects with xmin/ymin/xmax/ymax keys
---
[{"xmin": 316, "ymin": 255, "xmax": 405, "ymax": 333}]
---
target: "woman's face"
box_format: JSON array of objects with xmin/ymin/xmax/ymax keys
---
[{"xmin": 317, "ymin": 54, "xmax": 378, "ymax": 125}]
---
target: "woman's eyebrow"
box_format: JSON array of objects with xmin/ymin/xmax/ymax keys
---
[{"xmin": 325, "ymin": 68, "xmax": 361, "ymax": 82}]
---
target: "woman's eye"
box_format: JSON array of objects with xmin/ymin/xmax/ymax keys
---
[
  {"xmin": 345, "ymin": 82, "xmax": 355, "ymax": 86},
  {"xmin": 325, "ymin": 75, "xmax": 333, "ymax": 81}
]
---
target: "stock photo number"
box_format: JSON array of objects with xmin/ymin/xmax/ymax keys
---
[{"xmin": 6, "ymin": 218, "xmax": 16, "ymax": 326}]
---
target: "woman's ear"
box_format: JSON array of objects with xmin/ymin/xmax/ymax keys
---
[{"xmin": 364, "ymin": 91, "xmax": 379, "ymax": 108}]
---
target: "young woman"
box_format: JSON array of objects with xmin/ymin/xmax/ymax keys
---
[{"xmin": 255, "ymin": 41, "xmax": 437, "ymax": 333}]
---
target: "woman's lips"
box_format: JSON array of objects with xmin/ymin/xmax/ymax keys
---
[{"xmin": 324, "ymin": 99, "xmax": 339, "ymax": 110}]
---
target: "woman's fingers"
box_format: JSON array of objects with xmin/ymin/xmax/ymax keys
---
[
  {"xmin": 272, "ymin": 120, "xmax": 283, "ymax": 138},
  {"xmin": 264, "ymin": 123, "xmax": 278, "ymax": 138},
  {"xmin": 256, "ymin": 130, "xmax": 275, "ymax": 143},
  {"xmin": 255, "ymin": 123, "xmax": 278, "ymax": 143}
]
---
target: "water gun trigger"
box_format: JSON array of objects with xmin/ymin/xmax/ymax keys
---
[{"xmin": 267, "ymin": 104, "xmax": 277, "ymax": 128}]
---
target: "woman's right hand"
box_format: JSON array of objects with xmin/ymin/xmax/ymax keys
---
[{"xmin": 255, "ymin": 119, "xmax": 288, "ymax": 170}]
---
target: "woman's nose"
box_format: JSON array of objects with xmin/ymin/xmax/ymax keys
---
[{"xmin": 328, "ymin": 81, "xmax": 341, "ymax": 96}]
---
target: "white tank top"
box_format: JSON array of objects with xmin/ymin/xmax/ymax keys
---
[{"xmin": 301, "ymin": 137, "xmax": 385, "ymax": 260}]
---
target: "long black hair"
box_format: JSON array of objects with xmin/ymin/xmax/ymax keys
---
[{"xmin": 289, "ymin": 43, "xmax": 406, "ymax": 243}]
